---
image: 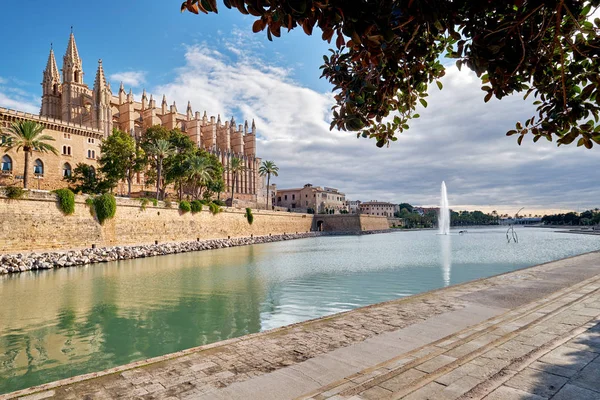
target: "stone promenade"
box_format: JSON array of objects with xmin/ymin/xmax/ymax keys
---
[{"xmin": 4, "ymin": 252, "xmax": 600, "ymax": 400}]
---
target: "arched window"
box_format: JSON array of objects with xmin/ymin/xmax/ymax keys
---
[
  {"xmin": 1, "ymin": 155, "xmax": 12, "ymax": 172},
  {"xmin": 33, "ymin": 159, "xmax": 44, "ymax": 176},
  {"xmin": 74, "ymin": 70, "xmax": 80, "ymax": 82},
  {"xmin": 63, "ymin": 163, "xmax": 72, "ymax": 178},
  {"xmin": 53, "ymin": 83, "xmax": 58, "ymax": 95},
  {"xmin": 89, "ymin": 166, "xmax": 96, "ymax": 177},
  {"xmin": 62, "ymin": 145, "xmax": 67, "ymax": 155}
]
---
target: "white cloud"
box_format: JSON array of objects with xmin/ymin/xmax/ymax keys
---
[
  {"xmin": 109, "ymin": 71, "xmax": 147, "ymax": 88},
  {"xmin": 0, "ymin": 81, "xmax": 39, "ymax": 114},
  {"xmin": 147, "ymin": 32, "xmax": 600, "ymax": 214}
]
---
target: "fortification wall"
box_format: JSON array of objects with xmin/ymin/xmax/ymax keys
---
[
  {"xmin": 314, "ymin": 214, "xmax": 390, "ymax": 232},
  {"xmin": 0, "ymin": 191, "xmax": 313, "ymax": 253}
]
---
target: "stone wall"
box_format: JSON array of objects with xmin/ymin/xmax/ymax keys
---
[
  {"xmin": 313, "ymin": 214, "xmax": 390, "ymax": 232},
  {"xmin": 0, "ymin": 191, "xmax": 313, "ymax": 253}
]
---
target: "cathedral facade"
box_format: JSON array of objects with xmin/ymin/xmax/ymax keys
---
[{"xmin": 1, "ymin": 32, "xmax": 265, "ymax": 203}]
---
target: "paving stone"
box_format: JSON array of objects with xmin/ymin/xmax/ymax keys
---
[
  {"xmin": 484, "ymin": 386, "xmax": 547, "ymax": 400},
  {"xmin": 539, "ymin": 345, "xmax": 597, "ymax": 370},
  {"xmin": 402, "ymin": 381, "xmax": 447, "ymax": 400},
  {"xmin": 504, "ymin": 367, "xmax": 568, "ymax": 398},
  {"xmin": 435, "ymin": 363, "xmax": 481, "ymax": 386},
  {"xmin": 551, "ymin": 383, "xmax": 600, "ymax": 400},
  {"xmin": 443, "ymin": 375, "xmax": 483, "ymax": 397},
  {"xmin": 518, "ymin": 332, "xmax": 558, "ymax": 347},
  {"xmin": 570, "ymin": 358, "xmax": 600, "ymax": 393},
  {"xmin": 528, "ymin": 361, "xmax": 579, "ymax": 378},
  {"xmin": 379, "ymin": 368, "xmax": 427, "ymax": 392},
  {"xmin": 359, "ymin": 385, "xmax": 393, "ymax": 400},
  {"xmin": 415, "ymin": 354, "xmax": 457, "ymax": 373},
  {"xmin": 484, "ymin": 341, "xmax": 536, "ymax": 360}
]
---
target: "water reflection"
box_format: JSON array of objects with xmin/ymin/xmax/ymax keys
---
[
  {"xmin": 440, "ymin": 234, "xmax": 452, "ymax": 286},
  {"xmin": 1, "ymin": 228, "xmax": 599, "ymax": 394}
]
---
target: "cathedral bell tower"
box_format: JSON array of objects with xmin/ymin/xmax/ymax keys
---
[
  {"xmin": 92, "ymin": 60, "xmax": 113, "ymax": 137},
  {"xmin": 61, "ymin": 31, "xmax": 85, "ymax": 123},
  {"xmin": 40, "ymin": 45, "xmax": 62, "ymax": 119}
]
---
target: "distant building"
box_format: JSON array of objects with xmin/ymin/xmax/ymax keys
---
[
  {"xmin": 346, "ymin": 200, "xmax": 361, "ymax": 214},
  {"xmin": 360, "ymin": 201, "xmax": 396, "ymax": 217},
  {"xmin": 275, "ymin": 184, "xmax": 346, "ymax": 213}
]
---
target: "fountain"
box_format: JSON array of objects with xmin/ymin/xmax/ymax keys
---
[{"xmin": 439, "ymin": 181, "xmax": 450, "ymax": 235}]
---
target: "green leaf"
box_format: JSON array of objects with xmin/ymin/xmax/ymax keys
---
[
  {"xmin": 419, "ymin": 99, "xmax": 428, "ymax": 108},
  {"xmin": 436, "ymin": 81, "xmax": 443, "ymax": 90}
]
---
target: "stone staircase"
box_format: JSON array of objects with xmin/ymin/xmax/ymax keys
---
[{"xmin": 297, "ymin": 275, "xmax": 600, "ymax": 400}]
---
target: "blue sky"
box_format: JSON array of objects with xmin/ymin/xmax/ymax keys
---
[
  {"xmin": 0, "ymin": 0, "xmax": 331, "ymax": 93},
  {"xmin": 1, "ymin": 1, "xmax": 599, "ymax": 214}
]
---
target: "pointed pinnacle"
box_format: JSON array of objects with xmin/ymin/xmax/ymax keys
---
[
  {"xmin": 65, "ymin": 31, "xmax": 81, "ymax": 63},
  {"xmin": 44, "ymin": 46, "xmax": 60, "ymax": 82}
]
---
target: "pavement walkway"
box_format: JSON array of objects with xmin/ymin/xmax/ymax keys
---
[{"xmin": 4, "ymin": 252, "xmax": 600, "ymax": 400}]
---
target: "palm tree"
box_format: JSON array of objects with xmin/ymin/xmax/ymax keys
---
[
  {"xmin": 1, "ymin": 121, "xmax": 58, "ymax": 188},
  {"xmin": 225, "ymin": 157, "xmax": 245, "ymax": 207},
  {"xmin": 149, "ymin": 139, "xmax": 175, "ymax": 200},
  {"xmin": 259, "ymin": 160, "xmax": 279, "ymax": 210},
  {"xmin": 185, "ymin": 155, "xmax": 214, "ymax": 200}
]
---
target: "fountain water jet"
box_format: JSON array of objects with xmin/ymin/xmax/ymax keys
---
[{"xmin": 439, "ymin": 181, "xmax": 450, "ymax": 235}]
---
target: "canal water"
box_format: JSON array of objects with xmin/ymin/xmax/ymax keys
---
[{"xmin": 0, "ymin": 227, "xmax": 598, "ymax": 393}]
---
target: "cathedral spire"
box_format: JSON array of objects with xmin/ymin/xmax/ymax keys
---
[
  {"xmin": 186, "ymin": 101, "xmax": 193, "ymax": 119},
  {"xmin": 244, "ymin": 120, "xmax": 249, "ymax": 134},
  {"xmin": 251, "ymin": 118, "xmax": 256, "ymax": 134},
  {"xmin": 65, "ymin": 32, "xmax": 81, "ymax": 64},
  {"xmin": 62, "ymin": 31, "xmax": 83, "ymax": 84},
  {"xmin": 43, "ymin": 46, "xmax": 60, "ymax": 83},
  {"xmin": 93, "ymin": 59, "xmax": 107, "ymax": 91}
]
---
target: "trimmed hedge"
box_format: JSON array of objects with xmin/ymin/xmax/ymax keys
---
[
  {"xmin": 179, "ymin": 201, "xmax": 191, "ymax": 213},
  {"xmin": 93, "ymin": 193, "xmax": 117, "ymax": 224},
  {"xmin": 245, "ymin": 207, "xmax": 254, "ymax": 225},
  {"xmin": 212, "ymin": 199, "xmax": 226, "ymax": 206},
  {"xmin": 190, "ymin": 200, "xmax": 203, "ymax": 213},
  {"xmin": 53, "ymin": 188, "xmax": 75, "ymax": 215}
]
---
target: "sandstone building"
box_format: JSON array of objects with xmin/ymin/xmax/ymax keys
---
[
  {"xmin": 359, "ymin": 201, "xmax": 396, "ymax": 217},
  {"xmin": 1, "ymin": 32, "xmax": 265, "ymax": 202},
  {"xmin": 274, "ymin": 184, "xmax": 347, "ymax": 213}
]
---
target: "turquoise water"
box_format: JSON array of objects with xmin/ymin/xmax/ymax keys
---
[{"xmin": 0, "ymin": 227, "xmax": 598, "ymax": 393}]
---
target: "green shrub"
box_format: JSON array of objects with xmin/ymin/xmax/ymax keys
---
[
  {"xmin": 139, "ymin": 198, "xmax": 150, "ymax": 211},
  {"xmin": 85, "ymin": 197, "xmax": 95, "ymax": 216},
  {"xmin": 190, "ymin": 200, "xmax": 203, "ymax": 213},
  {"xmin": 179, "ymin": 201, "xmax": 191, "ymax": 213},
  {"xmin": 93, "ymin": 193, "xmax": 117, "ymax": 224},
  {"xmin": 208, "ymin": 201, "xmax": 222, "ymax": 215},
  {"xmin": 212, "ymin": 199, "xmax": 226, "ymax": 206},
  {"xmin": 53, "ymin": 188, "xmax": 75, "ymax": 215},
  {"xmin": 199, "ymin": 199, "xmax": 209, "ymax": 205},
  {"xmin": 3, "ymin": 186, "xmax": 25, "ymax": 199},
  {"xmin": 245, "ymin": 207, "xmax": 254, "ymax": 225}
]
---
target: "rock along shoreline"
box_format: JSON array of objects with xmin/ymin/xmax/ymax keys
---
[{"xmin": 0, "ymin": 230, "xmax": 393, "ymax": 275}]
